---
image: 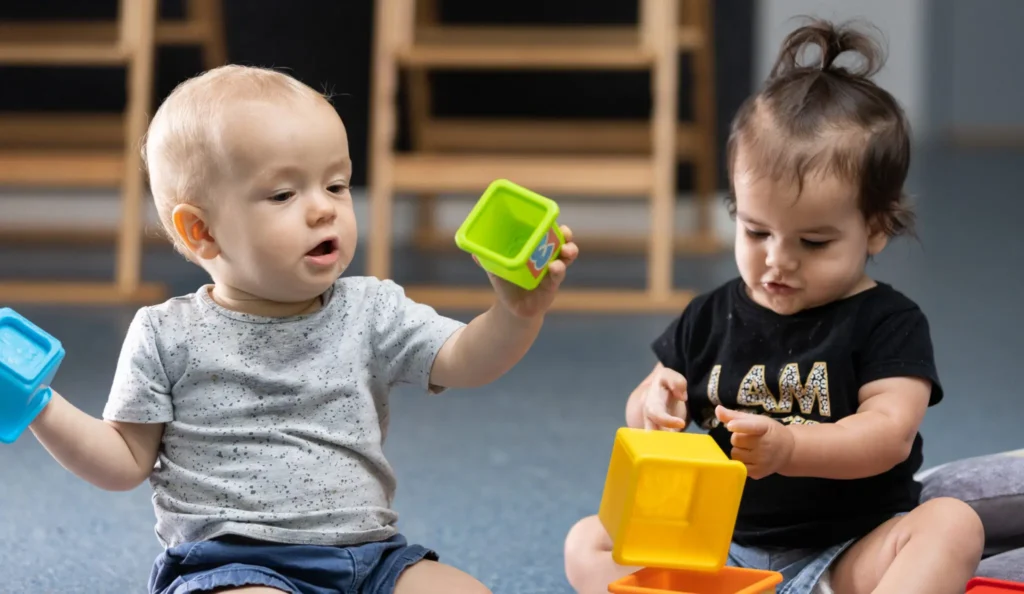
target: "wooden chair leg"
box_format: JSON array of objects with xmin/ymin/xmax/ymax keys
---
[
  {"xmin": 116, "ymin": 0, "xmax": 158, "ymax": 296},
  {"xmin": 189, "ymin": 0, "xmax": 228, "ymax": 70},
  {"xmin": 368, "ymin": 0, "xmax": 405, "ymax": 280},
  {"xmin": 409, "ymin": 0, "xmax": 440, "ymax": 250},
  {"xmin": 408, "ymin": 66, "xmax": 439, "ymax": 248},
  {"xmin": 645, "ymin": 0, "xmax": 680, "ymax": 299},
  {"xmin": 688, "ymin": 0, "xmax": 717, "ymax": 238}
]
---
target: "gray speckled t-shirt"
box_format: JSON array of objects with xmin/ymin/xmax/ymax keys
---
[{"xmin": 102, "ymin": 276, "xmax": 465, "ymax": 549}]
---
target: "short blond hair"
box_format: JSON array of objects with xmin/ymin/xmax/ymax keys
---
[{"xmin": 143, "ymin": 65, "xmax": 329, "ymax": 251}]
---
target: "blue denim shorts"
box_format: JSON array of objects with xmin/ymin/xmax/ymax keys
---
[
  {"xmin": 727, "ymin": 513, "xmax": 907, "ymax": 594},
  {"xmin": 148, "ymin": 534, "xmax": 435, "ymax": 594},
  {"xmin": 727, "ymin": 539, "xmax": 851, "ymax": 594}
]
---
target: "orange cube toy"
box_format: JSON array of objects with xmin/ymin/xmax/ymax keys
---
[{"xmin": 608, "ymin": 566, "xmax": 782, "ymax": 594}]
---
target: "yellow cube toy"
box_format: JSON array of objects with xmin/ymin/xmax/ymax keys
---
[{"xmin": 598, "ymin": 428, "xmax": 748, "ymax": 572}]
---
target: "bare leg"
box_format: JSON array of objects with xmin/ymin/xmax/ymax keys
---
[
  {"xmin": 830, "ymin": 497, "xmax": 984, "ymax": 594},
  {"xmin": 393, "ymin": 559, "xmax": 492, "ymax": 594},
  {"xmin": 563, "ymin": 515, "xmax": 641, "ymax": 594}
]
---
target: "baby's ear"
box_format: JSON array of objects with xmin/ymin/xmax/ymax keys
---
[
  {"xmin": 172, "ymin": 203, "xmax": 220, "ymax": 260},
  {"xmin": 866, "ymin": 215, "xmax": 889, "ymax": 256}
]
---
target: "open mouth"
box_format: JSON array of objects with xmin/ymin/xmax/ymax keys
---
[{"xmin": 306, "ymin": 239, "xmax": 338, "ymax": 257}]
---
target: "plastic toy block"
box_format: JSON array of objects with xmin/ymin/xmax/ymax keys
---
[
  {"xmin": 598, "ymin": 428, "xmax": 747, "ymax": 572},
  {"xmin": 609, "ymin": 566, "xmax": 782, "ymax": 594},
  {"xmin": 967, "ymin": 578, "xmax": 1024, "ymax": 593},
  {"xmin": 454, "ymin": 179, "xmax": 565, "ymax": 290},
  {"xmin": 0, "ymin": 308, "xmax": 64, "ymax": 443}
]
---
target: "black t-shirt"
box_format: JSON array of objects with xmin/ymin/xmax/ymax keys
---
[{"xmin": 651, "ymin": 277, "xmax": 943, "ymax": 549}]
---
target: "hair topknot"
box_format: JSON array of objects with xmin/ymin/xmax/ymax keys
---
[
  {"xmin": 770, "ymin": 17, "xmax": 886, "ymax": 80},
  {"xmin": 726, "ymin": 18, "xmax": 914, "ymax": 238}
]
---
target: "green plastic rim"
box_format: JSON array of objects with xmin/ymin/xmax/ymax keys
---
[{"xmin": 454, "ymin": 178, "xmax": 561, "ymax": 269}]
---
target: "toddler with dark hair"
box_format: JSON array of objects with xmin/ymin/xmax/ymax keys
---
[{"xmin": 563, "ymin": 19, "xmax": 983, "ymax": 594}]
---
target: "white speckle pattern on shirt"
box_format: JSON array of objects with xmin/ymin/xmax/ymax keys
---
[{"xmin": 102, "ymin": 276, "xmax": 465, "ymax": 549}]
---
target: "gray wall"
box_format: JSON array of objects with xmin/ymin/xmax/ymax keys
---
[{"xmin": 928, "ymin": 0, "xmax": 1024, "ymax": 135}]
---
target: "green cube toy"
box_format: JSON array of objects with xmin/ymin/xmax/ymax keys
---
[{"xmin": 455, "ymin": 179, "xmax": 565, "ymax": 290}]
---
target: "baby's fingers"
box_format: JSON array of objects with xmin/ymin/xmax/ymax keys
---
[
  {"xmin": 644, "ymin": 402, "xmax": 687, "ymax": 430},
  {"xmin": 730, "ymin": 446, "xmax": 755, "ymax": 464},
  {"xmin": 558, "ymin": 241, "xmax": 579, "ymax": 264},
  {"xmin": 731, "ymin": 432, "xmax": 761, "ymax": 450},
  {"xmin": 645, "ymin": 412, "xmax": 688, "ymax": 431},
  {"xmin": 716, "ymin": 405, "xmax": 769, "ymax": 435},
  {"xmin": 546, "ymin": 258, "xmax": 567, "ymax": 285}
]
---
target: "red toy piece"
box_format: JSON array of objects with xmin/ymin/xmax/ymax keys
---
[{"xmin": 967, "ymin": 577, "xmax": 1024, "ymax": 593}]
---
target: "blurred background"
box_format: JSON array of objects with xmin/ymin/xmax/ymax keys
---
[{"xmin": 0, "ymin": 1, "xmax": 1021, "ymax": 592}]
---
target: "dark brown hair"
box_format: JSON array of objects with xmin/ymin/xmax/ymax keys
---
[{"xmin": 726, "ymin": 18, "xmax": 913, "ymax": 237}]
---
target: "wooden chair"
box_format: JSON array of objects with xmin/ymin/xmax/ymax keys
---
[
  {"xmin": 368, "ymin": 0, "xmax": 718, "ymax": 313},
  {"xmin": 0, "ymin": 0, "xmax": 227, "ymax": 305}
]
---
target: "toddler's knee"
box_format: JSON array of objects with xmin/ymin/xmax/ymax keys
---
[
  {"xmin": 923, "ymin": 497, "xmax": 985, "ymax": 560},
  {"xmin": 563, "ymin": 518, "xmax": 592, "ymax": 589},
  {"xmin": 563, "ymin": 516, "xmax": 608, "ymax": 592}
]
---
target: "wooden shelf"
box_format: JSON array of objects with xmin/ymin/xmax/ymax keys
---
[
  {"xmin": 412, "ymin": 228, "xmax": 727, "ymax": 255},
  {"xmin": 0, "ymin": 20, "xmax": 211, "ymax": 46},
  {"xmin": 0, "ymin": 42, "xmax": 126, "ymax": 66},
  {"xmin": 675, "ymin": 25, "xmax": 706, "ymax": 50},
  {"xmin": 400, "ymin": 26, "xmax": 654, "ymax": 70},
  {"xmin": 0, "ymin": 227, "xmax": 168, "ymax": 246},
  {"xmin": 369, "ymin": 0, "xmax": 715, "ymax": 312},
  {"xmin": 418, "ymin": 118, "xmax": 700, "ymax": 158},
  {"xmin": 402, "ymin": 25, "xmax": 706, "ymax": 70},
  {"xmin": 0, "ymin": 150, "xmax": 125, "ymax": 188},
  {"xmin": 0, "ymin": 113, "xmax": 125, "ymax": 149},
  {"xmin": 0, "ymin": 281, "xmax": 166, "ymax": 305},
  {"xmin": 0, "ymin": 0, "xmax": 225, "ymax": 306},
  {"xmin": 392, "ymin": 154, "xmax": 653, "ymax": 195},
  {"xmin": 403, "ymin": 287, "xmax": 695, "ymax": 313}
]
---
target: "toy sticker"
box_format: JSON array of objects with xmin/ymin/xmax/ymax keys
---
[{"xmin": 527, "ymin": 227, "xmax": 559, "ymax": 278}]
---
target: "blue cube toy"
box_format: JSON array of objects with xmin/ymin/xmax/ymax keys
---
[{"xmin": 0, "ymin": 308, "xmax": 64, "ymax": 443}]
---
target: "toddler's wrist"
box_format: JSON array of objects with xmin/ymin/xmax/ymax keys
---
[
  {"xmin": 27, "ymin": 387, "xmax": 57, "ymax": 429},
  {"xmin": 778, "ymin": 423, "xmax": 798, "ymax": 469},
  {"xmin": 495, "ymin": 299, "xmax": 545, "ymax": 323}
]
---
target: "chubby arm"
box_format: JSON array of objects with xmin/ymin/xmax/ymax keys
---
[
  {"xmin": 427, "ymin": 226, "xmax": 578, "ymax": 390},
  {"xmin": 780, "ymin": 376, "xmax": 931, "ymax": 479},
  {"xmin": 429, "ymin": 305, "xmax": 544, "ymax": 389},
  {"xmin": 30, "ymin": 391, "xmax": 163, "ymax": 491}
]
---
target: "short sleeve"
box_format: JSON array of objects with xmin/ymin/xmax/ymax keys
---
[
  {"xmin": 370, "ymin": 279, "xmax": 466, "ymax": 393},
  {"xmin": 651, "ymin": 305, "xmax": 694, "ymax": 377},
  {"xmin": 856, "ymin": 305, "xmax": 944, "ymax": 406},
  {"xmin": 102, "ymin": 309, "xmax": 174, "ymax": 423}
]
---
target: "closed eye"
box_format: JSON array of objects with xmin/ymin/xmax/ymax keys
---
[
  {"xmin": 269, "ymin": 191, "xmax": 294, "ymax": 203},
  {"xmin": 745, "ymin": 228, "xmax": 770, "ymax": 240},
  {"xmin": 801, "ymin": 238, "xmax": 831, "ymax": 249}
]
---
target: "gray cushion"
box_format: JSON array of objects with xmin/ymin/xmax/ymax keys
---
[
  {"xmin": 976, "ymin": 548, "xmax": 1024, "ymax": 582},
  {"xmin": 916, "ymin": 449, "xmax": 1024, "ymax": 557}
]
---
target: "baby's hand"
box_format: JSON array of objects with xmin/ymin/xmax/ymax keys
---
[
  {"xmin": 715, "ymin": 406, "xmax": 794, "ymax": 480},
  {"xmin": 642, "ymin": 366, "xmax": 689, "ymax": 431},
  {"xmin": 487, "ymin": 225, "xmax": 579, "ymax": 319}
]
